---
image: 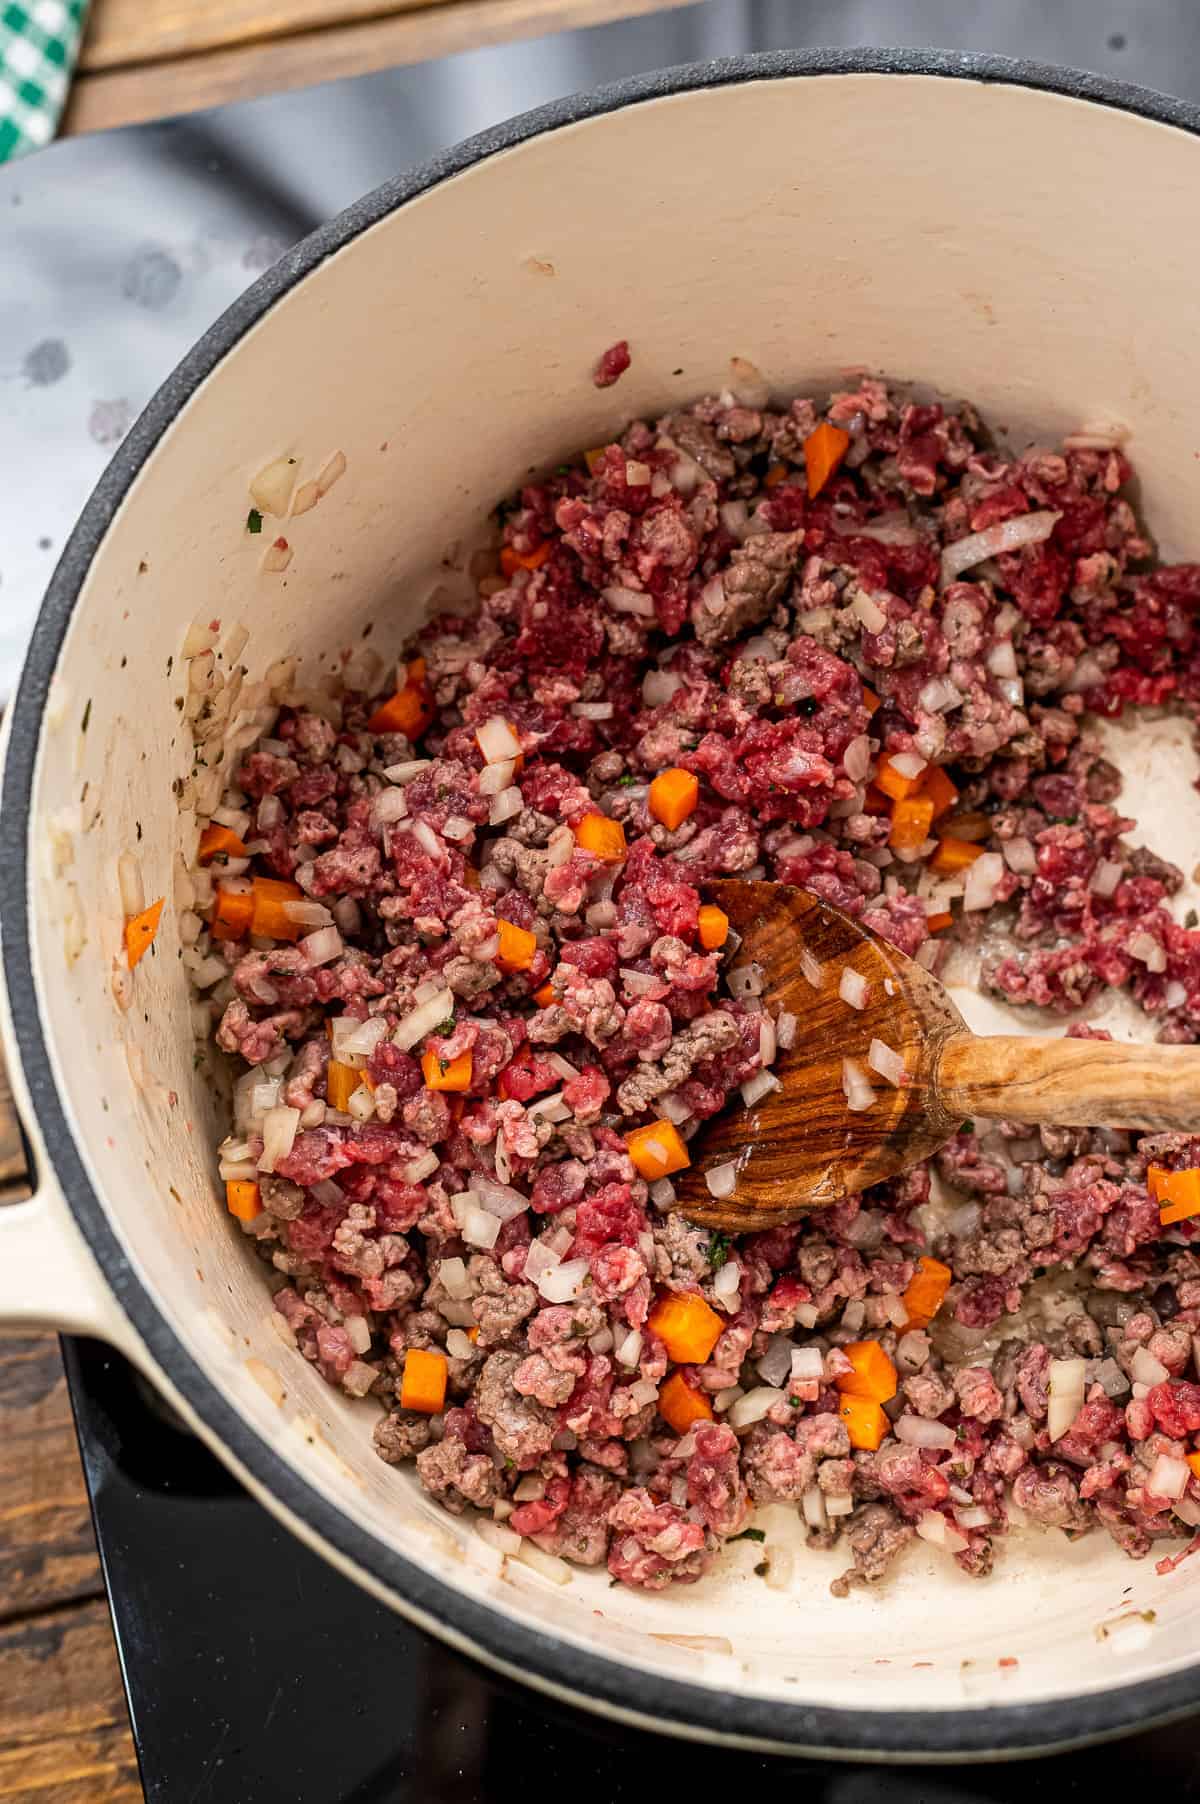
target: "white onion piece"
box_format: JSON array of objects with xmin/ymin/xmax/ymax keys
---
[
  {"xmin": 916, "ymin": 1509, "xmax": 946, "ymax": 1546},
  {"xmin": 615, "ymin": 1329, "xmax": 644, "ymax": 1368},
  {"xmin": 775, "ymin": 1011, "xmax": 797, "ymax": 1051},
  {"xmin": 831, "ymin": 511, "xmax": 920, "ymax": 546},
  {"xmin": 711, "ymin": 1260, "xmax": 741, "ymax": 1301},
  {"xmin": 759, "ymin": 1018, "xmax": 777, "ymax": 1067},
  {"xmin": 940, "ymin": 510, "xmax": 1060, "ymax": 586},
  {"xmin": 729, "ymin": 1386, "xmax": 785, "ymax": 1429},
  {"xmin": 346, "ymin": 1314, "xmax": 372, "ymax": 1355},
  {"xmin": 1129, "ymin": 932, "xmax": 1167, "ymax": 974},
  {"xmin": 1173, "ymin": 1496, "xmax": 1200, "ymax": 1528},
  {"xmin": 1130, "ymin": 1347, "xmax": 1170, "ymax": 1388},
  {"xmin": 570, "ymin": 701, "xmax": 615, "ymax": 720},
  {"xmin": 795, "ymin": 1304, "xmax": 819, "ymax": 1330},
  {"xmin": 996, "ymin": 675, "xmax": 1025, "ymax": 709},
  {"xmin": 1087, "ymin": 859, "xmax": 1123, "ymax": 898},
  {"xmin": 488, "ymin": 787, "xmax": 523, "ymax": 827},
  {"xmin": 654, "ymin": 1092, "xmax": 691, "ymax": 1126},
  {"xmin": 802, "ymin": 1486, "xmax": 828, "ymax": 1530},
  {"xmin": 1002, "ymin": 836, "xmax": 1037, "ymax": 876},
  {"xmin": 839, "ymin": 968, "xmax": 868, "ymax": 1010},
  {"xmin": 705, "ymin": 1161, "xmax": 737, "ymax": 1200},
  {"xmin": 342, "ymin": 1016, "xmax": 388, "ymax": 1059},
  {"xmin": 740, "ymin": 1070, "xmax": 781, "ymax": 1109},
  {"xmin": 756, "ymin": 1335, "xmax": 794, "ymax": 1388},
  {"xmin": 1047, "ymin": 1357, "xmax": 1087, "ymax": 1441},
  {"xmin": 1149, "ymin": 1455, "xmax": 1189, "ymax": 1501},
  {"xmin": 522, "ymin": 1239, "xmax": 562, "ymax": 1284},
  {"xmin": 963, "ymin": 851, "xmax": 1005, "ymax": 912},
  {"xmin": 738, "ymin": 635, "xmax": 777, "ymax": 664},
  {"xmin": 461, "ymin": 1207, "xmax": 502, "ymax": 1251},
  {"xmin": 713, "ymin": 1385, "xmax": 744, "ymax": 1415},
  {"xmin": 889, "ymin": 750, "xmax": 927, "ymax": 782},
  {"xmin": 373, "ymin": 788, "xmax": 410, "ymax": 826},
  {"xmin": 301, "ymin": 925, "xmax": 343, "ymax": 966},
  {"xmin": 791, "ymin": 1346, "xmax": 824, "ymax": 1382},
  {"xmin": 895, "ymin": 1416, "xmax": 957, "ymax": 1450},
  {"xmin": 437, "ymin": 1256, "xmax": 471, "ymax": 1299},
  {"xmin": 393, "ymin": 989, "xmax": 454, "ymax": 1051},
  {"xmin": 1065, "ymin": 651, "xmax": 1108, "ymax": 693},
  {"xmin": 799, "ymin": 949, "xmax": 823, "ymax": 990},
  {"xmin": 643, "ymin": 669, "xmax": 682, "ymax": 707},
  {"xmin": 986, "ymin": 640, "xmax": 1018, "ymax": 680},
  {"xmin": 603, "ymin": 584, "xmax": 656, "ymax": 618},
  {"xmin": 843, "ymin": 735, "xmax": 872, "ymax": 783},
  {"xmin": 439, "ymin": 814, "xmax": 472, "ymax": 842},
  {"xmin": 919, "ymin": 677, "xmax": 963, "ymax": 714},
  {"xmin": 728, "ymin": 355, "xmax": 770, "ymax": 409},
  {"xmin": 117, "ymin": 852, "xmax": 145, "ymax": 918},
  {"xmin": 728, "ymin": 962, "xmax": 765, "ymax": 999},
  {"xmin": 474, "ymin": 1175, "xmax": 530, "ymax": 1221},
  {"xmin": 347, "ymin": 1084, "xmax": 375, "ymax": 1121},
  {"xmin": 476, "ymin": 717, "xmax": 522, "ymax": 764},
  {"xmin": 383, "ymin": 758, "xmax": 431, "ymax": 785},
  {"xmin": 250, "ymin": 455, "xmax": 298, "ymax": 518},
  {"xmin": 850, "ymin": 591, "xmax": 888, "ymax": 634},
  {"xmin": 537, "ymin": 1258, "xmax": 589, "ymax": 1304},
  {"xmin": 516, "ymin": 1542, "xmax": 572, "ymax": 1585},
  {"xmin": 317, "ymin": 449, "xmax": 347, "ymax": 497},
  {"xmin": 867, "ymin": 1038, "xmax": 905, "ymax": 1085},
  {"xmin": 527, "ymin": 1091, "xmax": 569, "ymax": 1125},
  {"xmin": 258, "ymin": 1105, "xmax": 300, "ymax": 1174},
  {"xmin": 477, "ymin": 759, "xmax": 515, "ymax": 797},
  {"xmin": 842, "ymin": 1058, "xmax": 874, "ymax": 1112},
  {"xmin": 476, "ymin": 1517, "xmax": 522, "ymax": 1557},
  {"xmin": 826, "ymin": 1494, "xmax": 854, "ymax": 1518},
  {"xmin": 1166, "ymin": 980, "xmax": 1188, "ymax": 1010},
  {"xmin": 649, "ymin": 1178, "xmax": 676, "ymax": 1210}
]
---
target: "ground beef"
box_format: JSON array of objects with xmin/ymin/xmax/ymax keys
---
[{"xmin": 196, "ymin": 379, "xmax": 1200, "ymax": 1600}]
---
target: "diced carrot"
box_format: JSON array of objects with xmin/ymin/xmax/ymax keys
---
[
  {"xmin": 408, "ymin": 657, "xmax": 427, "ymax": 685},
  {"xmin": 1187, "ymin": 1452, "xmax": 1200, "ymax": 1481},
  {"xmin": 888, "ymin": 796, "xmax": 935, "ymax": 852},
  {"xmin": 862, "ymin": 686, "xmax": 881, "ymax": 716},
  {"xmin": 648, "ymin": 1292, "xmax": 723, "ymax": 1364},
  {"xmin": 367, "ymin": 682, "xmax": 433, "ymax": 740},
  {"xmin": 1152, "ymin": 1165, "xmax": 1200, "ymax": 1223},
  {"xmin": 902, "ymin": 1255, "xmax": 953, "ymax": 1328},
  {"xmin": 467, "ymin": 1326, "xmax": 480, "ymax": 1344},
  {"xmin": 401, "ymin": 1347, "xmax": 447, "ymax": 1414},
  {"xmin": 495, "ymin": 920, "xmax": 537, "ymax": 972},
  {"xmin": 697, "ymin": 904, "xmax": 730, "ymax": 950},
  {"xmin": 326, "ymin": 1060, "xmax": 360, "ymax": 1112},
  {"xmin": 198, "ymin": 823, "xmax": 248, "ymax": 863},
  {"xmin": 225, "ymin": 1179, "xmax": 260, "ymax": 1222},
  {"xmin": 500, "ymin": 541, "xmax": 550, "ymax": 576},
  {"xmin": 421, "ymin": 1048, "xmax": 473, "ymax": 1093},
  {"xmin": 930, "ymin": 836, "xmax": 984, "ymax": 875},
  {"xmin": 124, "ymin": 898, "xmax": 164, "ymax": 969},
  {"xmin": 863, "ymin": 784, "xmax": 890, "ymax": 816},
  {"xmin": 648, "ymin": 767, "xmax": 699, "ymax": 831},
  {"xmin": 836, "ymin": 1341, "xmax": 898, "ymax": 1404},
  {"xmin": 534, "ymin": 981, "xmax": 557, "ymax": 1008},
  {"xmin": 803, "ymin": 421, "xmax": 851, "ymax": 499},
  {"xmin": 920, "ymin": 766, "xmax": 959, "ymax": 820},
  {"xmin": 584, "ymin": 447, "xmax": 607, "ymax": 475},
  {"xmin": 250, "ymin": 876, "xmax": 305, "ymax": 942},
  {"xmin": 659, "ymin": 1369, "xmax": 715, "ymax": 1434},
  {"xmin": 875, "ymin": 755, "xmax": 925, "ymax": 802},
  {"xmin": 576, "ymin": 811, "xmax": 627, "ymax": 862},
  {"xmin": 764, "ymin": 462, "xmax": 789, "ymax": 489},
  {"xmin": 839, "ymin": 1394, "xmax": 889, "ymax": 1452},
  {"xmin": 625, "ymin": 1120, "xmax": 689, "ymax": 1182},
  {"xmin": 925, "ymin": 911, "xmax": 954, "ymax": 933},
  {"xmin": 210, "ymin": 883, "xmax": 254, "ymax": 942}
]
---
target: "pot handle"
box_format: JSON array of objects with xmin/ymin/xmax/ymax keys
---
[{"xmin": 0, "ymin": 1037, "xmax": 144, "ymax": 1355}]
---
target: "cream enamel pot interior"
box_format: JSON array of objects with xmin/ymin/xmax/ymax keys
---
[{"xmin": 3, "ymin": 50, "xmax": 1200, "ymax": 1760}]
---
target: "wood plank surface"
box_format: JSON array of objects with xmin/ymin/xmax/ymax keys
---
[
  {"xmin": 79, "ymin": 0, "xmax": 435, "ymax": 70},
  {"xmin": 64, "ymin": 0, "xmax": 688, "ymax": 136},
  {"xmin": 0, "ymin": 1334, "xmax": 103, "ymax": 1619},
  {"xmin": 0, "ymin": 1602, "xmax": 142, "ymax": 1803}
]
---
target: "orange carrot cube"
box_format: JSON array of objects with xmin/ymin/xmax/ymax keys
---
[
  {"xmin": 401, "ymin": 1348, "xmax": 447, "ymax": 1413},
  {"xmin": 648, "ymin": 767, "xmax": 699, "ymax": 831},
  {"xmin": 803, "ymin": 421, "xmax": 851, "ymax": 499},
  {"xmin": 902, "ymin": 1255, "xmax": 953, "ymax": 1328},
  {"xmin": 648, "ymin": 1292, "xmax": 724, "ymax": 1365},
  {"xmin": 888, "ymin": 796, "xmax": 935, "ymax": 852},
  {"xmin": 421, "ymin": 1048, "xmax": 473, "ymax": 1093},
  {"xmin": 839, "ymin": 1394, "xmax": 889, "ymax": 1451},
  {"xmin": 920, "ymin": 765, "xmax": 959, "ymax": 820},
  {"xmin": 250, "ymin": 876, "xmax": 305, "ymax": 942},
  {"xmin": 929, "ymin": 836, "xmax": 984, "ymax": 875},
  {"xmin": 625, "ymin": 1120, "xmax": 689, "ymax": 1181},
  {"xmin": 225, "ymin": 1179, "xmax": 261, "ymax": 1222},
  {"xmin": 495, "ymin": 920, "xmax": 537, "ymax": 972},
  {"xmin": 326, "ymin": 1060, "xmax": 360, "ymax": 1113},
  {"xmin": 124, "ymin": 898, "xmax": 165, "ymax": 969},
  {"xmin": 500, "ymin": 541, "xmax": 550, "ymax": 576},
  {"xmin": 533, "ymin": 981, "xmax": 557, "ymax": 1008},
  {"xmin": 925, "ymin": 911, "xmax": 954, "ymax": 933},
  {"xmin": 210, "ymin": 883, "xmax": 255, "ymax": 942},
  {"xmin": 764, "ymin": 462, "xmax": 789, "ymax": 489},
  {"xmin": 875, "ymin": 755, "xmax": 926, "ymax": 802},
  {"xmin": 836, "ymin": 1341, "xmax": 898, "ymax": 1404},
  {"xmin": 576, "ymin": 811, "xmax": 627, "ymax": 862},
  {"xmin": 697, "ymin": 905, "xmax": 730, "ymax": 950},
  {"xmin": 659, "ymin": 1370, "xmax": 715, "ymax": 1434},
  {"xmin": 198, "ymin": 823, "xmax": 248, "ymax": 864}
]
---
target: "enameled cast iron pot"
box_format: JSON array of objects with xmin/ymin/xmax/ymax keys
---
[{"xmin": 3, "ymin": 49, "xmax": 1200, "ymax": 1761}]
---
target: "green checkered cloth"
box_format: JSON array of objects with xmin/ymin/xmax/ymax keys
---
[{"xmin": 0, "ymin": 0, "xmax": 88, "ymax": 160}]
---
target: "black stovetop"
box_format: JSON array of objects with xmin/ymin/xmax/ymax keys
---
[{"xmin": 11, "ymin": 0, "xmax": 1200, "ymax": 1795}]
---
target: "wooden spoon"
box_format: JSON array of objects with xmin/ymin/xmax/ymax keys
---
[{"xmin": 673, "ymin": 880, "xmax": 1200, "ymax": 1232}]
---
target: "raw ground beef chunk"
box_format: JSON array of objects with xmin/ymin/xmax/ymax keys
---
[{"xmin": 189, "ymin": 375, "xmax": 1200, "ymax": 1597}]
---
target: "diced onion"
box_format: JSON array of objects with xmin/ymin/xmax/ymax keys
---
[
  {"xmin": 843, "ymin": 735, "xmax": 872, "ymax": 783},
  {"xmin": 1149, "ymin": 1455, "xmax": 1189, "ymax": 1501},
  {"xmin": 649, "ymin": 1178, "xmax": 676, "ymax": 1210},
  {"xmin": 476, "ymin": 1517, "xmax": 522, "ymax": 1556},
  {"xmin": 758, "ymin": 1018, "xmax": 777, "ymax": 1067},
  {"xmin": 868, "ymin": 1038, "xmax": 905, "ymax": 1086},
  {"xmin": 250, "ymin": 455, "xmax": 298, "ymax": 518},
  {"xmin": 712, "ymin": 1260, "xmax": 741, "ymax": 1301},
  {"xmin": 537, "ymin": 1258, "xmax": 589, "ymax": 1304},
  {"xmin": 996, "ymin": 675, "xmax": 1025, "ymax": 708},
  {"xmin": 775, "ymin": 1011, "xmax": 797, "ymax": 1052},
  {"xmin": 437, "ymin": 1256, "xmax": 471, "ymax": 1299},
  {"xmin": 826, "ymin": 1494, "xmax": 854, "ymax": 1518},
  {"xmin": 705, "ymin": 1161, "xmax": 738, "ymax": 1200},
  {"xmin": 895, "ymin": 1416, "xmax": 957, "ymax": 1450},
  {"xmin": 1002, "ymin": 837, "xmax": 1037, "ymax": 876},
  {"xmin": 643, "ymin": 669, "xmax": 682, "ymax": 707},
  {"xmin": 1128, "ymin": 932, "xmax": 1167, "ymax": 974},
  {"xmin": 258, "ymin": 1105, "xmax": 300, "ymax": 1174},
  {"xmin": 802, "ymin": 1486, "xmax": 828, "ymax": 1530},
  {"xmin": 842, "ymin": 1058, "xmax": 874, "ymax": 1112},
  {"xmin": 570, "ymin": 701, "xmax": 614, "ymax": 720},
  {"xmin": 655, "ymin": 1092, "xmax": 691, "ymax": 1125},
  {"xmin": 523, "ymin": 1239, "xmax": 563, "ymax": 1285},
  {"xmin": 393, "ymin": 989, "xmax": 454, "ymax": 1050},
  {"xmin": 799, "ymin": 949, "xmax": 823, "ymax": 990},
  {"xmin": 474, "ymin": 1175, "xmax": 530, "ymax": 1221},
  {"xmin": 916, "ymin": 1510, "xmax": 946, "ymax": 1546},
  {"xmin": 729, "ymin": 1386, "xmax": 784, "ymax": 1429},
  {"xmin": 889, "ymin": 751, "xmax": 927, "ymax": 782},
  {"xmin": 839, "ymin": 968, "xmax": 868, "ymax": 1010},
  {"xmin": 373, "ymin": 788, "xmax": 410, "ymax": 827},
  {"xmin": 831, "ymin": 511, "xmax": 920, "ymax": 547},
  {"xmin": 740, "ymin": 1070, "xmax": 781, "ymax": 1109},
  {"xmin": 757, "ymin": 1335, "xmax": 794, "ymax": 1388},
  {"xmin": 347, "ymin": 1084, "xmax": 375, "ymax": 1121},
  {"xmin": 1047, "ymin": 1357, "xmax": 1087, "ymax": 1441},
  {"xmin": 791, "ymin": 1346, "xmax": 823, "ymax": 1382},
  {"xmin": 615, "ymin": 1329, "xmax": 644, "ymax": 1368},
  {"xmin": 1130, "ymin": 1347, "xmax": 1170, "ymax": 1388},
  {"xmin": 850, "ymin": 591, "xmax": 888, "ymax": 634},
  {"xmin": 301, "ymin": 925, "xmax": 343, "ymax": 966},
  {"xmin": 603, "ymin": 585, "xmax": 656, "ymax": 618},
  {"xmin": 919, "ymin": 677, "xmax": 963, "ymax": 714},
  {"xmin": 476, "ymin": 717, "xmax": 522, "ymax": 764},
  {"xmin": 516, "ymin": 1542, "xmax": 572, "ymax": 1585},
  {"xmin": 795, "ymin": 1304, "xmax": 819, "ymax": 1330},
  {"xmin": 728, "ymin": 962, "xmax": 765, "ymax": 999},
  {"xmin": 728, "ymin": 355, "xmax": 770, "ymax": 409},
  {"xmin": 940, "ymin": 510, "xmax": 1060, "ymax": 586},
  {"xmin": 1066, "ymin": 651, "xmax": 1108, "ymax": 693},
  {"xmin": 461, "ymin": 1207, "xmax": 501, "ymax": 1250},
  {"xmin": 439, "ymin": 814, "xmax": 472, "ymax": 842},
  {"xmin": 117, "ymin": 852, "xmax": 145, "ymax": 918},
  {"xmin": 488, "ymin": 787, "xmax": 523, "ymax": 827},
  {"xmin": 986, "ymin": 640, "xmax": 1018, "ymax": 680},
  {"xmin": 963, "ymin": 851, "xmax": 1005, "ymax": 912}
]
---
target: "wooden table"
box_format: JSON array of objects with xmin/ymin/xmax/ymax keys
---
[{"xmin": 64, "ymin": 0, "xmax": 686, "ymax": 135}]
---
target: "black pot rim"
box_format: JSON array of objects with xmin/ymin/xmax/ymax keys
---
[{"xmin": 5, "ymin": 45, "xmax": 1200, "ymax": 1759}]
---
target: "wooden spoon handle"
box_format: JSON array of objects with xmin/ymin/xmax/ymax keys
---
[{"xmin": 935, "ymin": 1034, "xmax": 1200, "ymax": 1133}]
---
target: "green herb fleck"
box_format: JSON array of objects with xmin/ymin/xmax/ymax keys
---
[
  {"xmin": 731, "ymin": 1526, "xmax": 766, "ymax": 1543},
  {"xmin": 81, "ymin": 698, "xmax": 92, "ymax": 733},
  {"xmin": 617, "ymin": 773, "xmax": 638, "ymax": 787},
  {"xmin": 246, "ymin": 508, "xmax": 264, "ymax": 535},
  {"xmin": 789, "ymin": 1395, "xmax": 802, "ymax": 1407},
  {"xmin": 556, "ymin": 464, "xmax": 571, "ymax": 475},
  {"xmin": 504, "ymin": 1456, "xmax": 516, "ymax": 1471},
  {"xmin": 961, "ymin": 1120, "xmax": 974, "ymax": 1135},
  {"xmin": 438, "ymin": 1057, "xmax": 450, "ymax": 1076},
  {"xmin": 433, "ymin": 1016, "xmax": 455, "ymax": 1038},
  {"xmin": 1186, "ymin": 909, "xmax": 1198, "ymax": 931},
  {"xmin": 707, "ymin": 1231, "xmax": 732, "ymax": 1270}
]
